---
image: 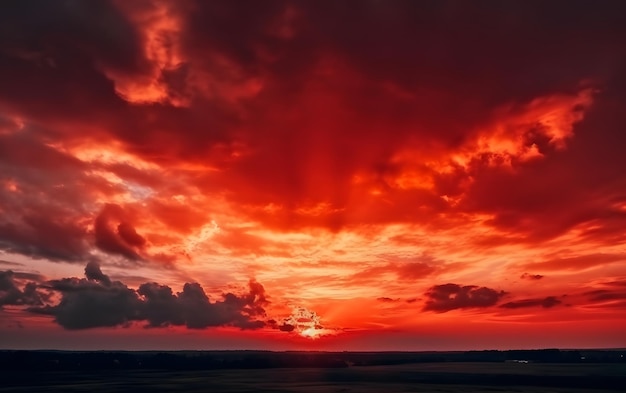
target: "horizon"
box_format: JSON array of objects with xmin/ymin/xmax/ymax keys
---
[
  {"xmin": 1, "ymin": 0, "xmax": 626, "ymax": 352},
  {"xmin": 3, "ymin": 347, "xmax": 626, "ymax": 353}
]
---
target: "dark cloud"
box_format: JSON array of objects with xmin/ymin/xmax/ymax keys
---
[
  {"xmin": 377, "ymin": 297, "xmax": 398, "ymax": 303},
  {"xmin": 0, "ymin": 214, "xmax": 89, "ymax": 262},
  {"xmin": 278, "ymin": 323, "xmax": 295, "ymax": 332},
  {"xmin": 31, "ymin": 278, "xmax": 141, "ymax": 329},
  {"xmin": 585, "ymin": 289, "xmax": 626, "ymax": 302},
  {"xmin": 581, "ymin": 279, "xmax": 626, "ymax": 309},
  {"xmin": 28, "ymin": 264, "xmax": 268, "ymax": 330},
  {"xmin": 0, "ymin": 270, "xmax": 44, "ymax": 307},
  {"xmin": 603, "ymin": 279, "xmax": 626, "ymax": 288},
  {"xmin": 500, "ymin": 296, "xmax": 562, "ymax": 309},
  {"xmin": 139, "ymin": 280, "xmax": 267, "ymax": 330},
  {"xmin": 116, "ymin": 222, "xmax": 146, "ymax": 247},
  {"xmin": 84, "ymin": 260, "xmax": 111, "ymax": 286},
  {"xmin": 137, "ymin": 282, "xmax": 184, "ymax": 327},
  {"xmin": 423, "ymin": 283, "xmax": 505, "ymax": 313},
  {"xmin": 521, "ymin": 273, "xmax": 544, "ymax": 280},
  {"xmin": 10, "ymin": 271, "xmax": 45, "ymax": 282},
  {"xmin": 0, "ymin": 0, "xmax": 144, "ymax": 72},
  {"xmin": 94, "ymin": 204, "xmax": 144, "ymax": 260},
  {"xmin": 0, "ymin": 132, "xmax": 115, "ymax": 263},
  {"xmin": 266, "ymin": 318, "xmax": 296, "ymax": 332}
]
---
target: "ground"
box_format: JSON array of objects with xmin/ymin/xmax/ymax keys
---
[{"xmin": 3, "ymin": 362, "xmax": 625, "ymax": 392}]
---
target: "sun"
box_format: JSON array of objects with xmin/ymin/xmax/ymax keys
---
[
  {"xmin": 299, "ymin": 327, "xmax": 321, "ymax": 339},
  {"xmin": 282, "ymin": 307, "xmax": 337, "ymax": 339}
]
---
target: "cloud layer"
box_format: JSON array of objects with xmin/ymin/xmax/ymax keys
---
[{"xmin": 1, "ymin": 1, "xmax": 626, "ymax": 348}]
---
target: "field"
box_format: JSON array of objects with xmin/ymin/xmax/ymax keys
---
[{"xmin": 3, "ymin": 362, "xmax": 625, "ymax": 393}]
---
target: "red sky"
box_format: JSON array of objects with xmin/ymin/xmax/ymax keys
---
[{"xmin": 1, "ymin": 0, "xmax": 626, "ymax": 351}]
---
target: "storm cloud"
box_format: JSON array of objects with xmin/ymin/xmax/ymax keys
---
[
  {"xmin": 28, "ymin": 264, "xmax": 268, "ymax": 330},
  {"xmin": 423, "ymin": 283, "xmax": 505, "ymax": 313},
  {"xmin": 94, "ymin": 204, "xmax": 145, "ymax": 261},
  {"xmin": 0, "ymin": 270, "xmax": 44, "ymax": 307}
]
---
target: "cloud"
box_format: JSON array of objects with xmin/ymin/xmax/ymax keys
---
[
  {"xmin": 602, "ymin": 279, "xmax": 626, "ymax": 288},
  {"xmin": 140, "ymin": 279, "xmax": 267, "ymax": 330},
  {"xmin": 84, "ymin": 260, "xmax": 111, "ymax": 286},
  {"xmin": 117, "ymin": 222, "xmax": 146, "ymax": 247},
  {"xmin": 136, "ymin": 282, "xmax": 184, "ymax": 327},
  {"xmin": 31, "ymin": 278, "xmax": 142, "ymax": 329},
  {"xmin": 423, "ymin": 283, "xmax": 505, "ymax": 313},
  {"xmin": 0, "ymin": 270, "xmax": 44, "ymax": 308},
  {"xmin": 273, "ymin": 307, "xmax": 337, "ymax": 337},
  {"xmin": 28, "ymin": 263, "xmax": 268, "ymax": 330},
  {"xmin": 0, "ymin": 214, "xmax": 89, "ymax": 262},
  {"xmin": 0, "ymin": 132, "xmax": 106, "ymax": 263},
  {"xmin": 500, "ymin": 296, "xmax": 562, "ymax": 309},
  {"xmin": 580, "ymin": 278, "xmax": 626, "ymax": 310},
  {"xmin": 278, "ymin": 323, "xmax": 295, "ymax": 332},
  {"xmin": 94, "ymin": 204, "xmax": 145, "ymax": 260},
  {"xmin": 521, "ymin": 273, "xmax": 544, "ymax": 280},
  {"xmin": 585, "ymin": 289, "xmax": 626, "ymax": 302}
]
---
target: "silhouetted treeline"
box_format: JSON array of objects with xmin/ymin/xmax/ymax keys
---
[{"xmin": 0, "ymin": 349, "xmax": 624, "ymax": 371}]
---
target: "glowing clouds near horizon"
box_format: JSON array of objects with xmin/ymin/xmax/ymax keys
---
[{"xmin": 276, "ymin": 307, "xmax": 339, "ymax": 339}]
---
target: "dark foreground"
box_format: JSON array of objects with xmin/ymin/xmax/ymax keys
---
[
  {"xmin": 2, "ymin": 350, "xmax": 625, "ymax": 392},
  {"xmin": 2, "ymin": 362, "xmax": 626, "ymax": 392}
]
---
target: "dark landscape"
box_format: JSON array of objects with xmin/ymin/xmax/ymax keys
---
[{"xmin": 2, "ymin": 349, "xmax": 625, "ymax": 392}]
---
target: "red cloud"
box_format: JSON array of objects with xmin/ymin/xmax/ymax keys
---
[
  {"xmin": 500, "ymin": 296, "xmax": 562, "ymax": 309},
  {"xmin": 94, "ymin": 204, "xmax": 145, "ymax": 260}
]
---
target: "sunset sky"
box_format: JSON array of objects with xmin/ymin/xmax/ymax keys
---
[{"xmin": 1, "ymin": 0, "xmax": 626, "ymax": 351}]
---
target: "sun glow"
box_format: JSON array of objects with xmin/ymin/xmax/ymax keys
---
[
  {"xmin": 282, "ymin": 307, "xmax": 338, "ymax": 340},
  {"xmin": 299, "ymin": 326, "xmax": 323, "ymax": 339}
]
